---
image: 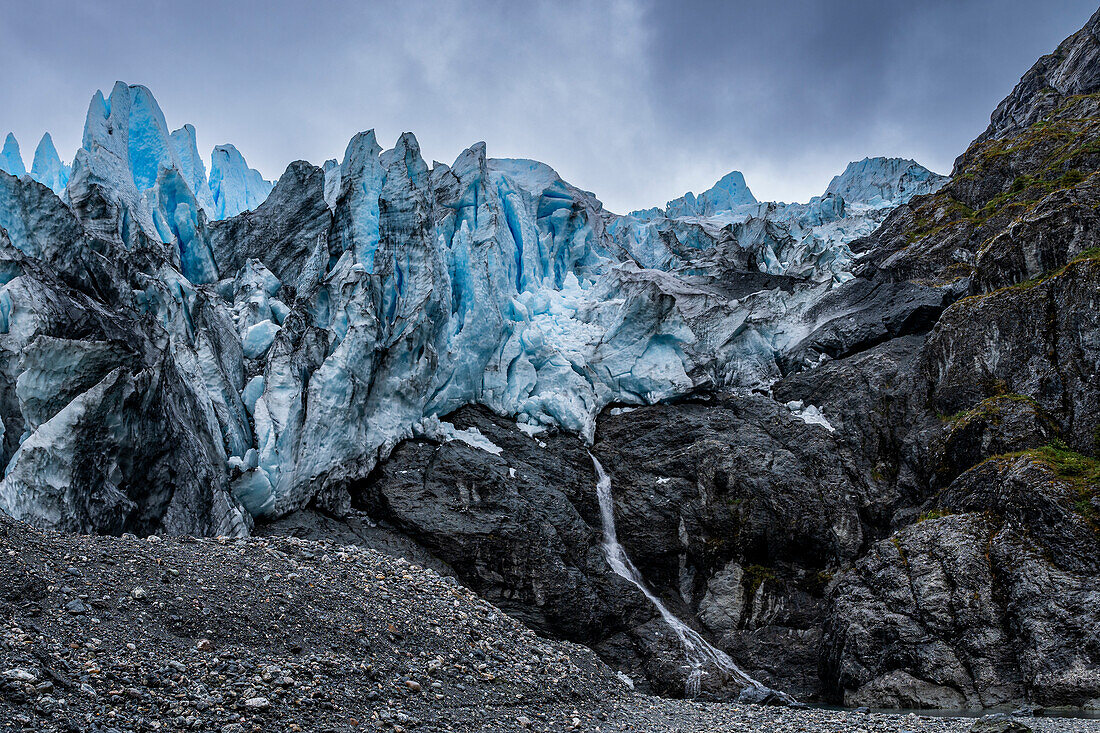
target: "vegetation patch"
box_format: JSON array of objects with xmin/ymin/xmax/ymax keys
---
[
  {"xmin": 903, "ymin": 95, "xmax": 1100, "ymax": 252},
  {"xmin": 888, "ymin": 535, "xmax": 908, "ymax": 568},
  {"xmin": 942, "ymin": 392, "xmax": 1042, "ymax": 425},
  {"xmin": 742, "ymin": 564, "xmax": 776, "ymax": 598},
  {"xmin": 947, "ymin": 248, "xmax": 1100, "ymax": 312},
  {"xmin": 998, "ymin": 245, "xmax": 1100, "ymax": 292},
  {"xmin": 917, "ymin": 508, "xmax": 953, "ymax": 523},
  {"xmin": 1001, "ymin": 442, "xmax": 1100, "ymax": 532}
]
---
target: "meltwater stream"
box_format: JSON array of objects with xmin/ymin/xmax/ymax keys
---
[{"xmin": 591, "ymin": 454, "xmax": 766, "ymax": 698}]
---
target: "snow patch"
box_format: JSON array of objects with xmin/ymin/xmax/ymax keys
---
[
  {"xmin": 785, "ymin": 400, "xmax": 835, "ymax": 432},
  {"xmin": 516, "ymin": 421, "xmax": 547, "ymax": 437},
  {"xmin": 416, "ymin": 416, "xmax": 503, "ymax": 456}
]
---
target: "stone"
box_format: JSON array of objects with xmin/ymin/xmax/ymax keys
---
[
  {"xmin": 970, "ymin": 713, "xmax": 1034, "ymax": 732},
  {"xmin": 3, "ymin": 668, "xmax": 37, "ymax": 683}
]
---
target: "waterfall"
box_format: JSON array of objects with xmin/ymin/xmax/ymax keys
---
[{"xmin": 591, "ymin": 454, "xmax": 765, "ymax": 698}]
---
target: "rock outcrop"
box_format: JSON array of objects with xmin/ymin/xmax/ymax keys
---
[{"xmin": 856, "ymin": 8, "xmax": 1100, "ymax": 289}]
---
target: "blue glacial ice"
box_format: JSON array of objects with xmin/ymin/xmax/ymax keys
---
[
  {"xmin": 825, "ymin": 156, "xmax": 944, "ymax": 207},
  {"xmin": 0, "ymin": 81, "xmax": 948, "ymax": 529},
  {"xmin": 170, "ymin": 123, "xmax": 216, "ymax": 216},
  {"xmin": 664, "ymin": 170, "xmax": 758, "ymax": 218},
  {"xmin": 67, "ymin": 82, "xmax": 271, "ymax": 244},
  {"xmin": 209, "ymin": 144, "xmax": 274, "ymax": 219},
  {"xmin": 0, "ymin": 134, "xmax": 25, "ymax": 177},
  {"xmin": 30, "ymin": 134, "xmax": 70, "ymax": 194}
]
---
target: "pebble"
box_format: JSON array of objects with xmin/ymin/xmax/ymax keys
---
[{"xmin": 2, "ymin": 668, "xmax": 37, "ymax": 683}]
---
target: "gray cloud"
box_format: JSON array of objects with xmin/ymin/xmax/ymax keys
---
[{"xmin": 0, "ymin": 0, "xmax": 1096, "ymax": 212}]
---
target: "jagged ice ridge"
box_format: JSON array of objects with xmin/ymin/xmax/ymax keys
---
[{"xmin": 0, "ymin": 82, "xmax": 946, "ymax": 535}]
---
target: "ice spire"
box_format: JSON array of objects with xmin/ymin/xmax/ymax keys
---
[
  {"xmin": 30, "ymin": 133, "xmax": 70, "ymax": 194},
  {"xmin": 665, "ymin": 170, "xmax": 757, "ymax": 217},
  {"xmin": 824, "ymin": 157, "xmax": 947, "ymax": 207},
  {"xmin": 208, "ymin": 144, "xmax": 273, "ymax": 219},
  {"xmin": 170, "ymin": 123, "xmax": 216, "ymax": 216},
  {"xmin": 0, "ymin": 133, "xmax": 25, "ymax": 177}
]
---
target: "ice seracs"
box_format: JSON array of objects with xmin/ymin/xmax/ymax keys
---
[
  {"xmin": 0, "ymin": 134, "xmax": 25, "ymax": 177},
  {"xmin": 169, "ymin": 124, "xmax": 216, "ymax": 216},
  {"xmin": 68, "ymin": 82, "xmax": 201, "ymax": 247},
  {"xmin": 30, "ymin": 134, "xmax": 70, "ymax": 194},
  {"xmin": 665, "ymin": 170, "xmax": 758, "ymax": 218},
  {"xmin": 610, "ymin": 156, "xmax": 946, "ymax": 287},
  {"xmin": 824, "ymin": 156, "xmax": 947, "ymax": 207},
  {"xmin": 65, "ymin": 82, "xmax": 272, "ymax": 256},
  {"xmin": 209, "ymin": 144, "xmax": 274, "ymax": 219}
]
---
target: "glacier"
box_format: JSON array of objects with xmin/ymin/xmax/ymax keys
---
[
  {"xmin": 169, "ymin": 124, "xmax": 217, "ymax": 216},
  {"xmin": 0, "ymin": 82, "xmax": 947, "ymax": 534},
  {"xmin": 664, "ymin": 170, "xmax": 757, "ymax": 218},
  {"xmin": 824, "ymin": 156, "xmax": 944, "ymax": 207},
  {"xmin": 1, "ymin": 132, "xmax": 73, "ymax": 195}
]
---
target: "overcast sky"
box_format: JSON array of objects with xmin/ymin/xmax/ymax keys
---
[{"xmin": 1, "ymin": 0, "xmax": 1096, "ymax": 213}]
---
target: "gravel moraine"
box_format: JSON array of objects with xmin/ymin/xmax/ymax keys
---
[{"xmin": 0, "ymin": 514, "xmax": 1096, "ymax": 733}]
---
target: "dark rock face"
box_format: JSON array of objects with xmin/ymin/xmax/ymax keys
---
[
  {"xmin": 826, "ymin": 452, "xmax": 1100, "ymax": 709},
  {"xmin": 978, "ymin": 8, "xmax": 1100, "ymax": 144},
  {"xmin": 590, "ymin": 397, "xmax": 865, "ymax": 700},
  {"xmin": 811, "ymin": 53, "xmax": 1100, "ymax": 702},
  {"xmin": 357, "ymin": 406, "xmax": 614, "ymax": 641},
  {"xmin": 593, "ymin": 397, "xmax": 865, "ymax": 575},
  {"xmin": 972, "ymin": 175, "xmax": 1100, "ymax": 292},
  {"xmin": 938, "ymin": 452, "xmax": 1100, "ymax": 573},
  {"xmin": 923, "ymin": 257, "xmax": 1100, "ymax": 455},
  {"xmin": 933, "ymin": 395, "xmax": 1060, "ymax": 487},
  {"xmin": 344, "ymin": 405, "xmax": 692, "ymax": 694},
  {"xmin": 346, "ymin": 400, "xmax": 860, "ymax": 700},
  {"xmin": 826, "ymin": 513, "xmax": 1021, "ymax": 709},
  {"xmin": 774, "ymin": 334, "xmax": 940, "ymax": 522},
  {"xmin": 780, "ymin": 277, "xmax": 963, "ymax": 372}
]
